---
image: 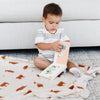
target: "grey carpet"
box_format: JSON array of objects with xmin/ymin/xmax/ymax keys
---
[{"xmin": 0, "ymin": 47, "xmax": 100, "ymax": 100}]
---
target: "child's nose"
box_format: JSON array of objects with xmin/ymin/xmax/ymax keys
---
[{"xmin": 53, "ymin": 23, "xmax": 56, "ymax": 27}]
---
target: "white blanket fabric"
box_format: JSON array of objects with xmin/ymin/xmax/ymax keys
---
[{"xmin": 0, "ymin": 55, "xmax": 100, "ymax": 100}]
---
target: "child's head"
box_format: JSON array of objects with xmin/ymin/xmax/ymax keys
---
[{"xmin": 42, "ymin": 3, "xmax": 62, "ymax": 33}]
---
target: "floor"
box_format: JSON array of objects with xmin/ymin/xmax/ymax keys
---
[{"xmin": 0, "ymin": 47, "xmax": 100, "ymax": 100}]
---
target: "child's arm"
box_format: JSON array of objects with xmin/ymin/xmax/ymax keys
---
[
  {"xmin": 65, "ymin": 40, "xmax": 70, "ymax": 42},
  {"xmin": 37, "ymin": 43, "xmax": 53, "ymax": 50},
  {"xmin": 37, "ymin": 40, "xmax": 62, "ymax": 52}
]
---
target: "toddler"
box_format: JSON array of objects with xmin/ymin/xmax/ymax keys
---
[{"xmin": 34, "ymin": 3, "xmax": 81, "ymax": 77}]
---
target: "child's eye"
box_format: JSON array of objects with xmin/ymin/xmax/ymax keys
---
[
  {"xmin": 49, "ymin": 22, "xmax": 53, "ymax": 24},
  {"xmin": 56, "ymin": 22, "xmax": 59, "ymax": 24}
]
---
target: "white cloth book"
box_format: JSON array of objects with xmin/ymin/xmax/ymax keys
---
[{"xmin": 39, "ymin": 41, "xmax": 70, "ymax": 79}]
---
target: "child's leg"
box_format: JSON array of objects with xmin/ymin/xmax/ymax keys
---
[
  {"xmin": 67, "ymin": 60, "xmax": 77, "ymax": 70},
  {"xmin": 34, "ymin": 57, "xmax": 51, "ymax": 70},
  {"xmin": 67, "ymin": 60, "xmax": 81, "ymax": 77}
]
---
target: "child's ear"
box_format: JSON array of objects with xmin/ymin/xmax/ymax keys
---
[{"xmin": 42, "ymin": 17, "xmax": 45, "ymax": 22}]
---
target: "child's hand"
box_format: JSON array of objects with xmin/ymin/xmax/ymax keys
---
[{"xmin": 52, "ymin": 40, "xmax": 62, "ymax": 52}]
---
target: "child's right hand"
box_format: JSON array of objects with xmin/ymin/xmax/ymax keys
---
[{"xmin": 51, "ymin": 40, "xmax": 62, "ymax": 52}]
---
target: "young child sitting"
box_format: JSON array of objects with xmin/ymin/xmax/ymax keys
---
[{"xmin": 34, "ymin": 3, "xmax": 81, "ymax": 77}]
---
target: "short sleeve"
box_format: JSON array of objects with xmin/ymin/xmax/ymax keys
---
[
  {"xmin": 34, "ymin": 29, "xmax": 45, "ymax": 45},
  {"xmin": 60, "ymin": 29, "xmax": 70, "ymax": 41}
]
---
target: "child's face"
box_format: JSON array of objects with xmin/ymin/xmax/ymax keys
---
[{"xmin": 42, "ymin": 14, "xmax": 61, "ymax": 32}]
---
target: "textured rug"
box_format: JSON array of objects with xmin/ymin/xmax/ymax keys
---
[{"xmin": 0, "ymin": 55, "xmax": 100, "ymax": 100}]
